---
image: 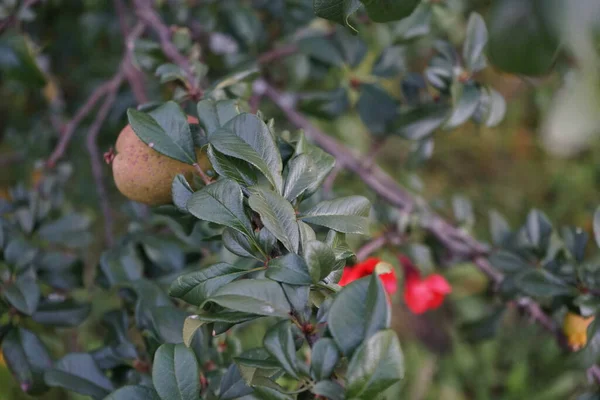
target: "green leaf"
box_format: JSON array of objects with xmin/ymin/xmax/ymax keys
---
[
  {"xmin": 196, "ymin": 99, "xmax": 239, "ymax": 135},
  {"xmin": 487, "ymin": 0, "xmax": 558, "ymax": 75},
  {"xmin": 127, "ymin": 102, "xmax": 195, "ymax": 164},
  {"xmin": 299, "ymin": 89, "xmax": 350, "ymax": 119},
  {"xmin": 98, "ymin": 244, "xmax": 143, "ymax": 287},
  {"xmin": 345, "ymin": 330, "xmax": 404, "ymax": 398},
  {"xmin": 0, "ymin": 33, "xmax": 46, "ymax": 88},
  {"xmin": 206, "ymin": 145, "xmax": 258, "ymax": 186},
  {"xmin": 372, "ymin": 46, "xmax": 406, "ymax": 78},
  {"xmin": 172, "ymin": 174, "xmax": 194, "ymax": 212},
  {"xmin": 463, "ymin": 12, "xmax": 488, "ymax": 72},
  {"xmin": 169, "ymin": 263, "xmax": 252, "ymax": 306},
  {"xmin": 266, "ymin": 253, "xmax": 312, "ymax": 285},
  {"xmin": 44, "ymin": 353, "xmax": 114, "ymax": 400},
  {"xmin": 155, "ymin": 63, "xmax": 186, "ymax": 84},
  {"xmin": 445, "ymin": 83, "xmax": 480, "ymax": 129},
  {"xmin": 203, "ymin": 279, "xmax": 291, "ymax": 317},
  {"xmin": 394, "ymin": 104, "xmax": 450, "ymax": 140},
  {"xmin": 210, "ymin": 66, "xmax": 260, "ymax": 92},
  {"xmin": 187, "ymin": 179, "xmax": 253, "ymax": 237},
  {"xmin": 393, "ymin": 2, "xmax": 432, "ymax": 41},
  {"xmin": 489, "ymin": 210, "xmax": 511, "ymax": 246},
  {"xmin": 283, "ymin": 154, "xmax": 318, "ymax": 202},
  {"xmin": 357, "ymin": 84, "xmax": 398, "ymax": 135},
  {"xmin": 313, "ymin": 0, "xmax": 361, "ymax": 32},
  {"xmin": 489, "ymin": 251, "xmax": 529, "ymax": 273},
  {"xmin": 152, "ymin": 344, "xmax": 199, "ymax": 400},
  {"xmin": 219, "ymin": 364, "xmax": 254, "ymax": 399},
  {"xmin": 525, "ymin": 209, "xmax": 553, "ymax": 251},
  {"xmin": 223, "ymin": 228, "xmax": 263, "ymax": 260},
  {"xmin": 299, "ymin": 196, "xmax": 370, "ymax": 235},
  {"xmin": 298, "ymin": 36, "xmax": 345, "ymax": 67},
  {"xmin": 211, "ymin": 114, "xmax": 283, "ymax": 192},
  {"xmin": 2, "ymin": 328, "xmax": 53, "ymax": 395},
  {"xmin": 311, "ymin": 338, "xmax": 340, "ymax": 380},
  {"xmin": 183, "ymin": 311, "xmax": 258, "ymax": 345},
  {"xmin": 328, "ymin": 275, "xmax": 390, "ymax": 356},
  {"xmin": 515, "ymin": 269, "xmax": 577, "ymax": 297},
  {"xmin": 32, "ymin": 299, "xmax": 91, "ymax": 327},
  {"xmin": 263, "ymin": 320, "xmax": 299, "ymax": 379},
  {"xmin": 104, "ymin": 386, "xmax": 161, "ymax": 400},
  {"xmin": 249, "ymin": 187, "xmax": 300, "ymax": 253},
  {"xmin": 360, "ymin": 0, "xmax": 419, "ymax": 22},
  {"xmin": 304, "ymin": 240, "xmax": 337, "ymax": 283},
  {"xmin": 4, "ymin": 238, "xmax": 38, "ymax": 270},
  {"xmin": 326, "ymin": 231, "xmax": 354, "ymax": 261},
  {"xmin": 312, "ymin": 380, "xmax": 345, "ymax": 400},
  {"xmin": 3, "ymin": 276, "xmax": 40, "ymax": 315}
]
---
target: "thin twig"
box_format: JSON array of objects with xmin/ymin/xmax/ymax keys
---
[
  {"xmin": 355, "ymin": 231, "xmax": 403, "ymax": 262},
  {"xmin": 46, "ymin": 82, "xmax": 113, "ymax": 167},
  {"xmin": 133, "ymin": 0, "xmax": 201, "ymax": 98},
  {"xmin": 193, "ymin": 163, "xmax": 212, "ymax": 185},
  {"xmin": 85, "ymin": 71, "xmax": 124, "ymax": 247},
  {"xmin": 258, "ymin": 44, "xmax": 299, "ymax": 65},
  {"xmin": 114, "ymin": 0, "xmax": 148, "ymax": 104}
]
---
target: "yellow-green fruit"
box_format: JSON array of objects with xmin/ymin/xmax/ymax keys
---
[{"xmin": 112, "ymin": 116, "xmax": 210, "ymax": 205}]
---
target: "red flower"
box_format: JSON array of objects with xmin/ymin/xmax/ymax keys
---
[
  {"xmin": 339, "ymin": 257, "xmax": 398, "ymax": 295},
  {"xmin": 399, "ymin": 255, "xmax": 452, "ymax": 314}
]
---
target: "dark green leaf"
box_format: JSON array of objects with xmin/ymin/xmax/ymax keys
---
[
  {"xmin": 4, "ymin": 238, "xmax": 38, "ymax": 270},
  {"xmin": 489, "ymin": 210, "xmax": 511, "ymax": 246},
  {"xmin": 394, "ymin": 104, "xmax": 450, "ymax": 140},
  {"xmin": 525, "ymin": 209, "xmax": 553, "ymax": 251},
  {"xmin": 197, "ymin": 99, "xmax": 239, "ymax": 135},
  {"xmin": 357, "ymin": 84, "xmax": 398, "ymax": 134},
  {"xmin": 263, "ymin": 320, "xmax": 299, "ymax": 379},
  {"xmin": 0, "ymin": 33, "xmax": 46, "ymax": 87},
  {"xmin": 172, "ymin": 174, "xmax": 194, "ymax": 212},
  {"xmin": 207, "ymin": 145, "xmax": 258, "ymax": 186},
  {"xmin": 312, "ymin": 380, "xmax": 345, "ymax": 400},
  {"xmin": 445, "ymin": 83, "xmax": 480, "ymax": 129},
  {"xmin": 393, "ymin": 3, "xmax": 432, "ymax": 41},
  {"xmin": 266, "ymin": 254, "xmax": 312, "ymax": 285},
  {"xmin": 2, "ymin": 328, "xmax": 53, "ymax": 395},
  {"xmin": 3, "ymin": 276, "xmax": 40, "ymax": 315},
  {"xmin": 249, "ymin": 187, "xmax": 300, "ymax": 253},
  {"xmin": 515, "ymin": 269, "xmax": 577, "ymax": 297},
  {"xmin": 328, "ymin": 275, "xmax": 390, "ymax": 356},
  {"xmin": 359, "ymin": 0, "xmax": 420, "ymax": 22},
  {"xmin": 326, "ymin": 231, "xmax": 354, "ymax": 261},
  {"xmin": 32, "ymin": 299, "xmax": 91, "ymax": 327},
  {"xmin": 169, "ymin": 263, "xmax": 252, "ymax": 306},
  {"xmin": 283, "ymin": 154, "xmax": 318, "ymax": 202},
  {"xmin": 372, "ymin": 46, "xmax": 406, "ymax": 77},
  {"xmin": 562, "ymin": 227, "xmax": 588, "ymax": 263},
  {"xmin": 211, "ymin": 114, "xmax": 283, "ymax": 192},
  {"xmin": 299, "ymin": 89, "xmax": 350, "ymax": 119},
  {"xmin": 104, "ymin": 386, "xmax": 161, "ymax": 400},
  {"xmin": 313, "ymin": 0, "xmax": 361, "ymax": 32},
  {"xmin": 345, "ymin": 330, "xmax": 404, "ymax": 398},
  {"xmin": 594, "ymin": 206, "xmax": 600, "ymax": 248},
  {"xmin": 489, "ymin": 251, "xmax": 529, "ymax": 273},
  {"xmin": 187, "ymin": 179, "xmax": 253, "ymax": 236},
  {"xmin": 487, "ymin": 0, "xmax": 558, "ymax": 75},
  {"xmin": 223, "ymin": 228, "xmax": 263, "ymax": 260},
  {"xmin": 299, "ymin": 196, "xmax": 370, "ymax": 235},
  {"xmin": 311, "ymin": 338, "xmax": 340, "ymax": 380},
  {"xmin": 127, "ymin": 102, "xmax": 195, "ymax": 164},
  {"xmin": 304, "ymin": 240, "xmax": 337, "ymax": 283},
  {"xmin": 203, "ymin": 279, "xmax": 291, "ymax": 317},
  {"xmin": 44, "ymin": 353, "xmax": 114, "ymax": 400},
  {"xmin": 463, "ymin": 12, "xmax": 488, "ymax": 72},
  {"xmin": 152, "ymin": 344, "xmax": 199, "ymax": 400},
  {"xmin": 219, "ymin": 364, "xmax": 254, "ymax": 399},
  {"xmin": 98, "ymin": 244, "xmax": 143, "ymax": 287},
  {"xmin": 155, "ymin": 63, "xmax": 186, "ymax": 84}
]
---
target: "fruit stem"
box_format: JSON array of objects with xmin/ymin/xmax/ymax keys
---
[{"xmin": 193, "ymin": 163, "xmax": 212, "ymax": 185}]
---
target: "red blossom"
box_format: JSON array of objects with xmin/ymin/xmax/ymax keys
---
[
  {"xmin": 338, "ymin": 257, "xmax": 398, "ymax": 295},
  {"xmin": 399, "ymin": 255, "xmax": 452, "ymax": 314}
]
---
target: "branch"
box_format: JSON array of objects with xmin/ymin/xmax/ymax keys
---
[
  {"xmin": 85, "ymin": 71, "xmax": 124, "ymax": 247},
  {"xmin": 133, "ymin": 0, "xmax": 201, "ymax": 98},
  {"xmin": 355, "ymin": 231, "xmax": 403, "ymax": 261},
  {"xmin": 258, "ymin": 44, "xmax": 299, "ymax": 65},
  {"xmin": 262, "ymin": 82, "xmax": 584, "ymax": 360},
  {"xmin": 114, "ymin": 0, "xmax": 148, "ymax": 104}
]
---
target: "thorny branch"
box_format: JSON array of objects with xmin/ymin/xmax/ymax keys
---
[{"xmin": 262, "ymin": 82, "xmax": 600, "ymax": 381}]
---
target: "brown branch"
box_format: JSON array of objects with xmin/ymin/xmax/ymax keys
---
[
  {"xmin": 133, "ymin": 0, "xmax": 201, "ymax": 98},
  {"xmin": 355, "ymin": 231, "xmax": 403, "ymax": 261},
  {"xmin": 85, "ymin": 71, "xmax": 124, "ymax": 247},
  {"xmin": 258, "ymin": 44, "xmax": 299, "ymax": 65},
  {"xmin": 263, "ymin": 82, "xmax": 591, "ymax": 365},
  {"xmin": 114, "ymin": 0, "xmax": 148, "ymax": 104}
]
